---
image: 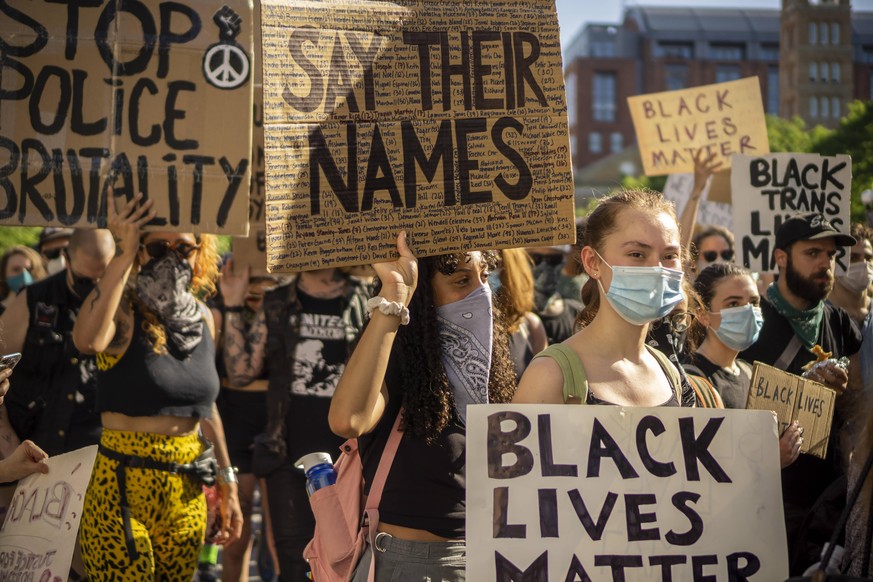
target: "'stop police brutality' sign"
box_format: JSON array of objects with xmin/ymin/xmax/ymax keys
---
[
  {"xmin": 261, "ymin": 0, "xmax": 575, "ymax": 272},
  {"xmin": 0, "ymin": 0, "xmax": 254, "ymax": 234},
  {"xmin": 466, "ymin": 405, "xmax": 788, "ymax": 581}
]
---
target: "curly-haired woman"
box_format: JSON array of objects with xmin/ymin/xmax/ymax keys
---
[
  {"xmin": 329, "ymin": 233, "xmax": 517, "ymax": 581},
  {"xmin": 73, "ymin": 193, "xmax": 243, "ymax": 580}
]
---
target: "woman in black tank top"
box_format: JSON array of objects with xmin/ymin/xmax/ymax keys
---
[
  {"xmin": 514, "ymin": 189, "xmax": 697, "ymax": 408},
  {"xmin": 72, "ymin": 193, "xmax": 243, "ymax": 580},
  {"xmin": 329, "ymin": 233, "xmax": 517, "ymax": 582}
]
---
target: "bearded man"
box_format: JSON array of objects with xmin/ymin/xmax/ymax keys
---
[{"xmin": 741, "ymin": 212, "xmax": 862, "ymax": 574}]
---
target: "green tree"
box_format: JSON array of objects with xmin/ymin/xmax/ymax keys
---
[
  {"xmin": 814, "ymin": 100, "xmax": 873, "ymax": 225},
  {"xmin": 0, "ymin": 227, "xmax": 41, "ymax": 255},
  {"xmin": 765, "ymin": 115, "xmax": 833, "ymax": 153}
]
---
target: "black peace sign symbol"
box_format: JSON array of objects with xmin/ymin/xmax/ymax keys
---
[{"xmin": 203, "ymin": 42, "xmax": 250, "ymax": 89}]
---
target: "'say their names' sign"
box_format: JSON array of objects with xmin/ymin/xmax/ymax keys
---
[{"xmin": 261, "ymin": 0, "xmax": 575, "ymax": 272}]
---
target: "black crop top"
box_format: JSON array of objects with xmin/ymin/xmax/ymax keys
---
[
  {"xmin": 359, "ymin": 351, "xmax": 466, "ymax": 539},
  {"xmin": 97, "ymin": 307, "xmax": 220, "ymax": 418}
]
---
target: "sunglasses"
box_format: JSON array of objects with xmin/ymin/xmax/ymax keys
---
[
  {"xmin": 141, "ymin": 240, "xmax": 200, "ymax": 260},
  {"xmin": 529, "ymin": 253, "xmax": 564, "ymax": 267},
  {"xmin": 43, "ymin": 248, "xmax": 63, "ymax": 260},
  {"xmin": 701, "ymin": 250, "xmax": 734, "ymax": 263}
]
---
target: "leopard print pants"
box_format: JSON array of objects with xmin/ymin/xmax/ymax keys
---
[{"xmin": 80, "ymin": 429, "xmax": 206, "ymax": 581}]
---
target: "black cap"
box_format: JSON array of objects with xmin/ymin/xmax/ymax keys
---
[
  {"xmin": 774, "ymin": 212, "xmax": 856, "ymax": 250},
  {"xmin": 38, "ymin": 227, "xmax": 74, "ymax": 248}
]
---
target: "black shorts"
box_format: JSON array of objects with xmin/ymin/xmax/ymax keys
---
[{"xmin": 217, "ymin": 388, "xmax": 267, "ymax": 474}]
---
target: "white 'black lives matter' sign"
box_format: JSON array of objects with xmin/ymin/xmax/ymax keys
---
[
  {"xmin": 732, "ymin": 153, "xmax": 852, "ymax": 274},
  {"xmin": 466, "ymin": 405, "xmax": 788, "ymax": 581}
]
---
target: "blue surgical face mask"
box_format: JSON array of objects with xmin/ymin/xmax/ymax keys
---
[
  {"xmin": 596, "ymin": 252, "xmax": 685, "ymax": 326},
  {"xmin": 6, "ymin": 270, "xmax": 33, "ymax": 294},
  {"xmin": 711, "ymin": 304, "xmax": 763, "ymax": 351}
]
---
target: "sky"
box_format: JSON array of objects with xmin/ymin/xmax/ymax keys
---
[{"xmin": 556, "ymin": 0, "xmax": 873, "ymax": 49}]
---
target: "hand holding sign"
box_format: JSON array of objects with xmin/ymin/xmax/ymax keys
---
[
  {"xmin": 107, "ymin": 191, "xmax": 155, "ymax": 260},
  {"xmin": 372, "ymin": 232, "xmax": 418, "ymax": 308},
  {"xmin": 0, "ymin": 441, "xmax": 49, "ymax": 483},
  {"xmin": 779, "ymin": 420, "xmax": 803, "ymax": 469},
  {"xmin": 692, "ymin": 150, "xmax": 724, "ymax": 199}
]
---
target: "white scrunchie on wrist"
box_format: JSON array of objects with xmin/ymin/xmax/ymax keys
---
[{"xmin": 366, "ymin": 297, "xmax": 410, "ymax": 325}]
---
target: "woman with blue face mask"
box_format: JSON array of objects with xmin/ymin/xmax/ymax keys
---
[
  {"xmin": 329, "ymin": 233, "xmax": 517, "ymax": 581},
  {"xmin": 514, "ymin": 189, "xmax": 696, "ymax": 408},
  {"xmin": 685, "ymin": 263, "xmax": 801, "ymax": 468},
  {"xmin": 0, "ymin": 246, "xmax": 48, "ymax": 315}
]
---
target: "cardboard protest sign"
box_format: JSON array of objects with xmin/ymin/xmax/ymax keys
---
[
  {"xmin": 628, "ymin": 77, "xmax": 768, "ymax": 176},
  {"xmin": 0, "ymin": 0, "xmax": 254, "ymax": 234},
  {"xmin": 0, "ymin": 446, "xmax": 98, "ymax": 580},
  {"xmin": 467, "ymin": 405, "xmax": 788, "ymax": 581},
  {"xmin": 233, "ymin": 0, "xmax": 268, "ymax": 276},
  {"xmin": 662, "ymin": 173, "xmax": 732, "ymax": 230},
  {"xmin": 261, "ymin": 0, "xmax": 575, "ymax": 272},
  {"xmin": 732, "ymin": 153, "xmax": 852, "ymax": 273},
  {"xmin": 747, "ymin": 362, "xmax": 836, "ymax": 459}
]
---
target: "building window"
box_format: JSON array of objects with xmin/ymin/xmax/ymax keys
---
[
  {"xmin": 592, "ymin": 73, "xmax": 616, "ymax": 122},
  {"xmin": 831, "ymin": 97, "xmax": 840, "ymax": 118},
  {"xmin": 819, "ymin": 22, "xmax": 829, "ymax": 45},
  {"xmin": 820, "ymin": 96, "xmax": 830, "ymax": 119},
  {"xmin": 715, "ymin": 65, "xmax": 740, "ymax": 83},
  {"xmin": 831, "ymin": 62, "xmax": 840, "ymax": 83},
  {"xmin": 710, "ymin": 43, "xmax": 744, "ymax": 61},
  {"xmin": 658, "ymin": 42, "xmax": 694, "ymax": 59},
  {"xmin": 809, "ymin": 22, "xmax": 817, "ymax": 44},
  {"xmin": 809, "ymin": 62, "xmax": 817, "ymax": 83},
  {"xmin": 610, "ymin": 132, "xmax": 623, "ymax": 153},
  {"xmin": 862, "ymin": 46, "xmax": 873, "ymax": 65},
  {"xmin": 831, "ymin": 22, "xmax": 840, "ymax": 45},
  {"xmin": 820, "ymin": 62, "xmax": 829, "ymax": 83},
  {"xmin": 589, "ymin": 132, "xmax": 602, "ymax": 153},
  {"xmin": 760, "ymin": 43, "xmax": 780, "ymax": 61},
  {"xmin": 809, "ymin": 96, "xmax": 818, "ymax": 117},
  {"xmin": 767, "ymin": 66, "xmax": 780, "ymax": 114},
  {"xmin": 665, "ymin": 64, "xmax": 689, "ymax": 91},
  {"xmin": 870, "ymin": 72, "xmax": 873, "ymax": 100},
  {"xmin": 591, "ymin": 41, "xmax": 616, "ymax": 57},
  {"xmin": 566, "ymin": 72, "xmax": 577, "ymax": 127}
]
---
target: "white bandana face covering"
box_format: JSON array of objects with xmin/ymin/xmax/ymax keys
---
[{"xmin": 435, "ymin": 284, "xmax": 493, "ymax": 425}]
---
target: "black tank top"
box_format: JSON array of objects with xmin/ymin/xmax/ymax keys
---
[{"xmin": 97, "ymin": 307, "xmax": 220, "ymax": 418}]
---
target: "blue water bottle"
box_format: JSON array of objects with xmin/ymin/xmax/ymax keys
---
[{"xmin": 295, "ymin": 452, "xmax": 336, "ymax": 496}]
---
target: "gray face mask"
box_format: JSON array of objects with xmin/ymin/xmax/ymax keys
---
[
  {"xmin": 435, "ymin": 285, "xmax": 493, "ymax": 425},
  {"xmin": 135, "ymin": 251, "xmax": 203, "ymax": 356}
]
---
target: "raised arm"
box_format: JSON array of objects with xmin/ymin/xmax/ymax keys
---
[
  {"xmin": 680, "ymin": 150, "xmax": 723, "ymax": 252},
  {"xmin": 328, "ymin": 232, "xmax": 417, "ymax": 439},
  {"xmin": 73, "ymin": 193, "xmax": 154, "ymax": 354},
  {"xmin": 220, "ymin": 262, "xmax": 267, "ymax": 386}
]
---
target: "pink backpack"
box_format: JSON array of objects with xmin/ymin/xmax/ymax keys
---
[{"xmin": 304, "ymin": 411, "xmax": 404, "ymax": 582}]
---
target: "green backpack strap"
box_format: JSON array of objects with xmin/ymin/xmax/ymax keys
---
[
  {"xmin": 532, "ymin": 344, "xmax": 588, "ymax": 403},
  {"xmin": 646, "ymin": 346, "xmax": 683, "ymax": 403}
]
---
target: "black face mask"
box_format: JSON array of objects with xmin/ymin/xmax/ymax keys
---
[{"xmin": 68, "ymin": 266, "xmax": 96, "ymax": 300}]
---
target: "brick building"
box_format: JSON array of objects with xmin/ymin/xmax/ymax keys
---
[{"xmin": 564, "ymin": 2, "xmax": 873, "ymax": 172}]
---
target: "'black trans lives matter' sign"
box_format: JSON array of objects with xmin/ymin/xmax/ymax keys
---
[
  {"xmin": 466, "ymin": 405, "xmax": 789, "ymax": 581},
  {"xmin": 261, "ymin": 0, "xmax": 575, "ymax": 272},
  {"xmin": 0, "ymin": 0, "xmax": 254, "ymax": 234},
  {"xmin": 732, "ymin": 153, "xmax": 852, "ymax": 273}
]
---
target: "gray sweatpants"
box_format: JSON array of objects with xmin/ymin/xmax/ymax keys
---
[{"xmin": 351, "ymin": 533, "xmax": 466, "ymax": 582}]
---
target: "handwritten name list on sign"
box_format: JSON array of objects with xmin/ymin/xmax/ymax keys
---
[
  {"xmin": 466, "ymin": 405, "xmax": 789, "ymax": 581},
  {"xmin": 0, "ymin": 446, "xmax": 98, "ymax": 581},
  {"xmin": 0, "ymin": 0, "xmax": 254, "ymax": 234},
  {"xmin": 732, "ymin": 153, "xmax": 852, "ymax": 273},
  {"xmin": 628, "ymin": 77, "xmax": 769, "ymax": 176},
  {"xmin": 261, "ymin": 0, "xmax": 575, "ymax": 272}
]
